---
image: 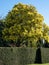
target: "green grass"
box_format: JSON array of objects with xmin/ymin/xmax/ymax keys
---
[{"xmin": 28, "ymin": 63, "xmax": 49, "ymax": 65}]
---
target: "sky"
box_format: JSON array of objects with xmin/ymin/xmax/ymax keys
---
[{"xmin": 0, "ymin": 0, "xmax": 49, "ymax": 25}]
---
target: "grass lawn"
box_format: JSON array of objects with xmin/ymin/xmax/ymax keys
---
[{"xmin": 28, "ymin": 63, "xmax": 49, "ymax": 65}]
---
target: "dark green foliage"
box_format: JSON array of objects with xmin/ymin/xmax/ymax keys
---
[
  {"xmin": 0, "ymin": 47, "xmax": 49, "ymax": 65},
  {"xmin": 0, "ymin": 47, "xmax": 36, "ymax": 65},
  {"xmin": 0, "ymin": 20, "xmax": 5, "ymax": 46},
  {"xmin": 41, "ymin": 48, "xmax": 49, "ymax": 63}
]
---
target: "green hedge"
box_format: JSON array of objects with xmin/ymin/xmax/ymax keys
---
[
  {"xmin": 41, "ymin": 48, "xmax": 49, "ymax": 63},
  {"xmin": 0, "ymin": 47, "xmax": 49, "ymax": 65},
  {"xmin": 0, "ymin": 47, "xmax": 36, "ymax": 65}
]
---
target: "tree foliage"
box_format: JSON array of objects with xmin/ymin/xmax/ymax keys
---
[
  {"xmin": 43, "ymin": 23, "xmax": 49, "ymax": 43},
  {"xmin": 0, "ymin": 19, "xmax": 5, "ymax": 46},
  {"xmin": 2, "ymin": 3, "xmax": 49, "ymax": 47}
]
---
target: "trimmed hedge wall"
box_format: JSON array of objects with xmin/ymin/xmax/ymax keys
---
[
  {"xmin": 41, "ymin": 48, "xmax": 49, "ymax": 63},
  {"xmin": 0, "ymin": 47, "xmax": 36, "ymax": 65},
  {"xmin": 0, "ymin": 47, "xmax": 49, "ymax": 65}
]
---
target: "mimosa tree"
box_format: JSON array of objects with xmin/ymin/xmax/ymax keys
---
[{"xmin": 2, "ymin": 3, "xmax": 49, "ymax": 47}]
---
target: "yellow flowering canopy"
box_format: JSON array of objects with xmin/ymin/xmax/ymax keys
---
[{"xmin": 2, "ymin": 3, "xmax": 49, "ymax": 47}]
